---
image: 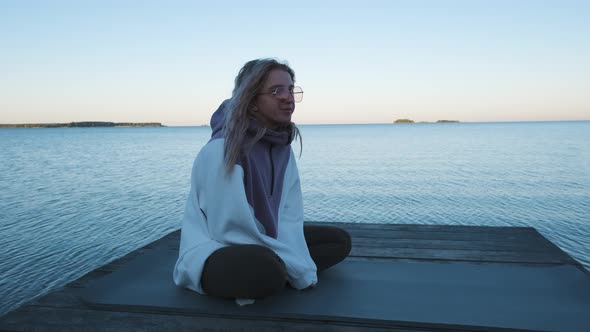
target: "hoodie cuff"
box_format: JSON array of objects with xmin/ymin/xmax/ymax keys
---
[{"xmin": 288, "ymin": 271, "xmax": 318, "ymax": 290}]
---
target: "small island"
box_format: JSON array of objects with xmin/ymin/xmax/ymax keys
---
[
  {"xmin": 393, "ymin": 119, "xmax": 414, "ymax": 124},
  {"xmin": 393, "ymin": 119, "xmax": 460, "ymax": 124},
  {"xmin": 0, "ymin": 122, "xmax": 164, "ymax": 128}
]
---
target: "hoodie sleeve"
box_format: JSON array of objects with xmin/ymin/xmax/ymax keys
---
[
  {"xmin": 195, "ymin": 139, "xmax": 317, "ymax": 290},
  {"xmin": 276, "ymin": 149, "xmax": 318, "ymax": 288}
]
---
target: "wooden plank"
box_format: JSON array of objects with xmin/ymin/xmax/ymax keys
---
[
  {"xmin": 166, "ymin": 223, "xmax": 542, "ymax": 240},
  {"xmin": 146, "ymin": 231, "xmax": 561, "ymax": 255},
  {"xmin": 166, "ymin": 226, "xmax": 548, "ymax": 250},
  {"xmin": 349, "ymin": 237, "xmax": 556, "ymax": 252},
  {"xmin": 350, "ymin": 246, "xmax": 575, "ymax": 264},
  {"xmin": 341, "ymin": 228, "xmax": 540, "ymax": 241},
  {"xmin": 309, "ymin": 221, "xmax": 535, "ymax": 234}
]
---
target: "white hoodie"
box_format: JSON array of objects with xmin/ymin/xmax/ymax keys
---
[{"xmin": 172, "ymin": 137, "xmax": 318, "ymax": 294}]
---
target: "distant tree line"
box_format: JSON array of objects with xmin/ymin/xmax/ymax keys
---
[
  {"xmin": 0, "ymin": 122, "xmax": 164, "ymax": 128},
  {"xmin": 393, "ymin": 119, "xmax": 459, "ymax": 124}
]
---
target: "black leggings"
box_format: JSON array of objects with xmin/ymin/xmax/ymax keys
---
[{"xmin": 201, "ymin": 225, "xmax": 351, "ymax": 299}]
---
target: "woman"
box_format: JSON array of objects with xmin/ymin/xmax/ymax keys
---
[{"xmin": 173, "ymin": 58, "xmax": 351, "ymax": 299}]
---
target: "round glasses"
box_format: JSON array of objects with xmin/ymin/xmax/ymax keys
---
[{"xmin": 258, "ymin": 86, "xmax": 304, "ymax": 103}]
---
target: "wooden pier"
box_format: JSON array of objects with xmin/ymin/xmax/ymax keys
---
[{"xmin": 0, "ymin": 222, "xmax": 587, "ymax": 331}]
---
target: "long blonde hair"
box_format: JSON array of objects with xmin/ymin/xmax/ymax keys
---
[{"xmin": 223, "ymin": 59, "xmax": 302, "ymax": 174}]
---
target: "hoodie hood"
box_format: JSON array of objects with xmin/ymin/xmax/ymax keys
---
[{"xmin": 210, "ymin": 99, "xmax": 229, "ymax": 140}]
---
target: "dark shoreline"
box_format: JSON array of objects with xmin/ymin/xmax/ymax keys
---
[
  {"xmin": 0, "ymin": 122, "xmax": 164, "ymax": 128},
  {"xmin": 394, "ymin": 119, "xmax": 460, "ymax": 124}
]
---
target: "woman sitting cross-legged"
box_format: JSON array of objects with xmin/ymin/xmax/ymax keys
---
[{"xmin": 173, "ymin": 58, "xmax": 351, "ymax": 299}]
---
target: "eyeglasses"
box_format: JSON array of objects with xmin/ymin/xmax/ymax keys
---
[{"xmin": 258, "ymin": 86, "xmax": 304, "ymax": 103}]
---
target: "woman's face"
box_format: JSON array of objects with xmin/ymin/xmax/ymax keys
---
[{"xmin": 254, "ymin": 69, "xmax": 295, "ymax": 130}]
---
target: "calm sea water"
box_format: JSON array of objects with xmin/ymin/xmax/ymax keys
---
[{"xmin": 1, "ymin": 122, "xmax": 589, "ymax": 315}]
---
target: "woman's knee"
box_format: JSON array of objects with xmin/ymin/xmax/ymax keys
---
[
  {"xmin": 336, "ymin": 227, "xmax": 352, "ymax": 256},
  {"xmin": 304, "ymin": 226, "xmax": 352, "ymax": 271},
  {"xmin": 305, "ymin": 225, "xmax": 352, "ymax": 253},
  {"xmin": 201, "ymin": 244, "xmax": 287, "ymax": 298}
]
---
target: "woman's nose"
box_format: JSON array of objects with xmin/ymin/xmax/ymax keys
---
[{"xmin": 283, "ymin": 92, "xmax": 295, "ymax": 102}]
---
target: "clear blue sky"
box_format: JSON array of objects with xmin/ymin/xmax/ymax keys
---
[{"xmin": 1, "ymin": 0, "xmax": 589, "ymax": 125}]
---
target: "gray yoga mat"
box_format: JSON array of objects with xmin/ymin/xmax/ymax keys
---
[{"xmin": 81, "ymin": 244, "xmax": 590, "ymax": 331}]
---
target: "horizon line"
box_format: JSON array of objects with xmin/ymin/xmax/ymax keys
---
[
  {"xmin": 168, "ymin": 119, "xmax": 590, "ymax": 127},
  {"xmin": 2, "ymin": 119, "xmax": 590, "ymax": 127}
]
